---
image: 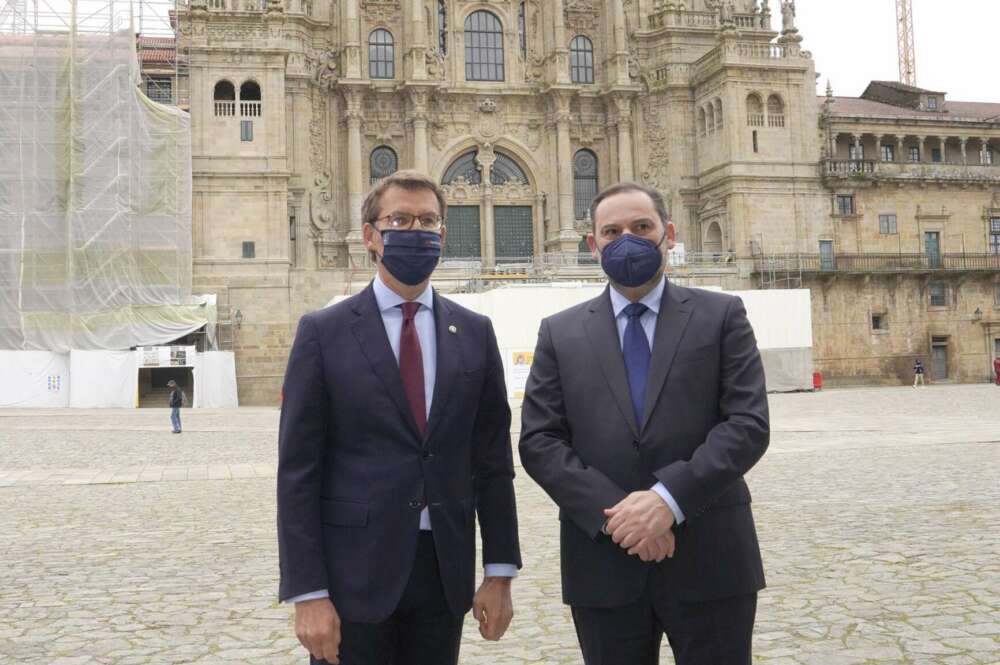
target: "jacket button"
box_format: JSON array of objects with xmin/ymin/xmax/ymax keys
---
[
  {"xmin": 422, "ymin": 452, "xmax": 433, "ymax": 460},
  {"xmin": 632, "ymin": 440, "xmax": 640, "ymax": 449},
  {"xmin": 408, "ymin": 500, "xmax": 422, "ymax": 509}
]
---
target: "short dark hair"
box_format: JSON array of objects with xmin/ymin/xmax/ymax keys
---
[
  {"xmin": 361, "ymin": 170, "xmax": 448, "ymax": 228},
  {"xmin": 588, "ymin": 181, "xmax": 669, "ymax": 231}
]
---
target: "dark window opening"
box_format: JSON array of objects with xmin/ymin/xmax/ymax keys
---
[
  {"xmin": 879, "ymin": 214, "xmax": 897, "ymax": 235},
  {"xmin": 573, "ymin": 149, "xmax": 598, "ymax": 221},
  {"xmin": 439, "ymin": 1, "xmax": 448, "ymax": 54},
  {"xmin": 569, "ymin": 35, "xmax": 594, "ymax": 84},
  {"xmin": 881, "ymin": 144, "xmax": 895, "ymax": 162},
  {"xmin": 871, "ymin": 313, "xmax": 886, "ymax": 331},
  {"xmin": 752, "ymin": 130, "xmax": 758, "ymax": 153},
  {"xmin": 929, "ymin": 282, "xmax": 947, "ymax": 307},
  {"xmin": 370, "ymin": 146, "xmax": 398, "ymax": 185},
  {"xmin": 836, "ymin": 195, "xmax": 855, "ymax": 216},
  {"xmin": 240, "ymin": 120, "xmax": 253, "ymax": 142},
  {"xmin": 465, "ymin": 10, "xmax": 505, "ymax": 81},
  {"xmin": 242, "ymin": 241, "xmax": 256, "ymax": 259},
  {"xmin": 369, "ymin": 29, "xmax": 395, "ymax": 79}
]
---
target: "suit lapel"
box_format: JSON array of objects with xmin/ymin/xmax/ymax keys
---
[
  {"xmin": 425, "ymin": 291, "xmax": 460, "ymax": 443},
  {"xmin": 349, "ymin": 285, "xmax": 423, "ymax": 443},
  {"xmin": 641, "ymin": 281, "xmax": 693, "ymax": 432},
  {"xmin": 584, "ymin": 287, "xmax": 640, "ymax": 439}
]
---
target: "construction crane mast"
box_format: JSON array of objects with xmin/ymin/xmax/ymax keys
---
[{"xmin": 896, "ymin": 0, "xmax": 917, "ymax": 86}]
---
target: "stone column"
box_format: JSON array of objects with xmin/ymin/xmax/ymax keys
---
[
  {"xmin": 344, "ymin": 0, "xmax": 362, "ymax": 78},
  {"xmin": 612, "ymin": 0, "xmax": 630, "ymax": 85},
  {"xmin": 876, "ymin": 135, "xmax": 887, "ymax": 162},
  {"xmin": 409, "ymin": 0, "xmax": 427, "ymax": 80},
  {"xmin": 533, "ymin": 191, "xmax": 546, "ymax": 258},
  {"xmin": 982, "ymin": 137, "xmax": 992, "ymax": 165},
  {"xmin": 344, "ymin": 89, "xmax": 365, "ymax": 255},
  {"xmin": 408, "ymin": 88, "xmax": 430, "ymax": 172},
  {"xmin": 960, "ymin": 137, "xmax": 968, "ymax": 165},
  {"xmin": 896, "ymin": 135, "xmax": 904, "ymax": 162},
  {"xmin": 553, "ymin": 93, "xmax": 578, "ymax": 251},
  {"xmin": 476, "ymin": 146, "xmax": 497, "ymax": 266},
  {"xmin": 552, "ymin": 0, "xmax": 570, "ymax": 83},
  {"xmin": 917, "ymin": 135, "xmax": 926, "ymax": 162},
  {"xmin": 616, "ymin": 96, "xmax": 635, "ymax": 181},
  {"xmin": 851, "ymin": 134, "xmax": 862, "ymax": 160}
]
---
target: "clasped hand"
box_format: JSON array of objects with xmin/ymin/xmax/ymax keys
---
[{"xmin": 604, "ymin": 490, "xmax": 676, "ymax": 563}]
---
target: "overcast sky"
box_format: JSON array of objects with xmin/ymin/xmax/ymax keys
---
[{"xmin": 791, "ymin": 0, "xmax": 999, "ymax": 102}]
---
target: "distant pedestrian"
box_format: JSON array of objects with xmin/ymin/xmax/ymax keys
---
[
  {"xmin": 913, "ymin": 358, "xmax": 925, "ymax": 388},
  {"xmin": 993, "ymin": 356, "xmax": 1000, "ymax": 386},
  {"xmin": 167, "ymin": 380, "xmax": 185, "ymax": 433}
]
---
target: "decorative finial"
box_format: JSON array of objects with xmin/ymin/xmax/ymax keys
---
[{"xmin": 826, "ymin": 80, "xmax": 833, "ymax": 98}]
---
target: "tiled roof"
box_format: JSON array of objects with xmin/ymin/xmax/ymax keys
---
[
  {"xmin": 138, "ymin": 36, "xmax": 175, "ymax": 65},
  {"xmin": 818, "ymin": 96, "xmax": 1000, "ymax": 123},
  {"xmin": 864, "ymin": 80, "xmax": 945, "ymax": 95}
]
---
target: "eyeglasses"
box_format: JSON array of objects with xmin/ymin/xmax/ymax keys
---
[{"xmin": 372, "ymin": 213, "xmax": 444, "ymax": 231}]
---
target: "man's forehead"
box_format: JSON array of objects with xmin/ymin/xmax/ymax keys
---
[
  {"xmin": 381, "ymin": 185, "xmax": 440, "ymax": 211},
  {"xmin": 595, "ymin": 191, "xmax": 658, "ymax": 224}
]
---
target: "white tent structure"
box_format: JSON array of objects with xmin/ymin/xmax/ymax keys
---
[{"xmin": 0, "ymin": 0, "xmax": 237, "ymax": 407}]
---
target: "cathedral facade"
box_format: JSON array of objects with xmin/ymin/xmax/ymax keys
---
[{"xmin": 173, "ymin": 0, "xmax": 1000, "ymax": 403}]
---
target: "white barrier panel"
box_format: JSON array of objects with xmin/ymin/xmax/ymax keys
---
[
  {"xmin": 194, "ymin": 351, "xmax": 239, "ymax": 409},
  {"xmin": 330, "ymin": 282, "xmax": 814, "ymax": 394},
  {"xmin": 69, "ymin": 350, "xmax": 139, "ymax": 408},
  {"xmin": 0, "ymin": 351, "xmax": 70, "ymax": 407}
]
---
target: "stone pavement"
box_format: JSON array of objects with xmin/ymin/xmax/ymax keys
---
[{"xmin": 0, "ymin": 384, "xmax": 997, "ymax": 664}]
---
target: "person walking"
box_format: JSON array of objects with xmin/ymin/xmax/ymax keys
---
[
  {"xmin": 167, "ymin": 380, "xmax": 184, "ymax": 433},
  {"xmin": 913, "ymin": 358, "xmax": 925, "ymax": 388},
  {"xmin": 993, "ymin": 355, "xmax": 1000, "ymax": 386}
]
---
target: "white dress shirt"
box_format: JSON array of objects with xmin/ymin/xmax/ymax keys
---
[
  {"xmin": 607, "ymin": 276, "xmax": 687, "ymax": 526},
  {"xmin": 288, "ymin": 275, "xmax": 516, "ymax": 604}
]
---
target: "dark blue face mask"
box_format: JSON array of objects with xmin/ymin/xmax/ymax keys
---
[
  {"xmin": 378, "ymin": 230, "xmax": 442, "ymax": 286},
  {"xmin": 598, "ymin": 232, "xmax": 666, "ymax": 288}
]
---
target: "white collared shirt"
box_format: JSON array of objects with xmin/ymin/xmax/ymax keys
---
[{"xmin": 607, "ymin": 276, "xmax": 686, "ymax": 525}]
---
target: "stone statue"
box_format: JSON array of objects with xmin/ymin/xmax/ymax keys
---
[
  {"xmin": 425, "ymin": 49, "xmax": 446, "ymax": 80},
  {"xmin": 759, "ymin": 0, "xmax": 771, "ymax": 29},
  {"xmin": 720, "ymin": 1, "xmax": 733, "ymax": 24},
  {"xmin": 781, "ymin": 1, "xmax": 796, "ymax": 33},
  {"xmin": 314, "ymin": 50, "xmax": 339, "ymax": 89}
]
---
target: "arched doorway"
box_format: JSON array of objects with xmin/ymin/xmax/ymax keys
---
[
  {"xmin": 440, "ymin": 146, "xmax": 540, "ymax": 266},
  {"xmin": 703, "ymin": 221, "xmax": 723, "ymax": 255}
]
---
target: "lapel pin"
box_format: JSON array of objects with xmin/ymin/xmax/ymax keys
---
[{"xmin": 448, "ymin": 325, "xmax": 458, "ymax": 334}]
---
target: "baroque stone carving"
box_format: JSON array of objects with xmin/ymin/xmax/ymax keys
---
[
  {"xmin": 362, "ymin": 0, "xmax": 401, "ymax": 25},
  {"xmin": 426, "ymin": 49, "xmax": 447, "ymax": 80},
  {"xmin": 314, "ymin": 49, "xmax": 340, "ymax": 89},
  {"xmin": 309, "ymin": 171, "xmax": 334, "ymax": 231},
  {"xmin": 441, "ymin": 177, "xmax": 482, "ymax": 201},
  {"xmin": 309, "ymin": 93, "xmax": 327, "ymax": 175}
]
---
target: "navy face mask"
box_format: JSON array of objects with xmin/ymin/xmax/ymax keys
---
[
  {"xmin": 378, "ymin": 230, "xmax": 442, "ymax": 286},
  {"xmin": 598, "ymin": 232, "xmax": 666, "ymax": 288}
]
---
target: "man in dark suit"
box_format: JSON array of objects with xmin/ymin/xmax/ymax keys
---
[
  {"xmin": 519, "ymin": 182, "xmax": 769, "ymax": 665},
  {"xmin": 278, "ymin": 171, "xmax": 521, "ymax": 665}
]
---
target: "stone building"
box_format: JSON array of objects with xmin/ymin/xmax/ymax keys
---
[{"xmin": 170, "ymin": 0, "xmax": 999, "ymax": 403}]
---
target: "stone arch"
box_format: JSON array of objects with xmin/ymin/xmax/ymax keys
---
[
  {"xmin": 746, "ymin": 92, "xmax": 764, "ymax": 126},
  {"xmin": 703, "ymin": 220, "xmax": 723, "ymax": 254}
]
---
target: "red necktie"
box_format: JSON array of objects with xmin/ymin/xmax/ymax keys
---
[{"xmin": 399, "ymin": 302, "xmax": 427, "ymax": 435}]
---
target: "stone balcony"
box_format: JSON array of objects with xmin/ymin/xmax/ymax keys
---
[
  {"xmin": 822, "ymin": 159, "xmax": 1000, "ymax": 186},
  {"xmin": 753, "ymin": 252, "xmax": 1000, "ymax": 276}
]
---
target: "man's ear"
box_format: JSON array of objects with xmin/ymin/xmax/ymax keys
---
[
  {"xmin": 665, "ymin": 222, "xmax": 676, "ymax": 251},
  {"xmin": 586, "ymin": 232, "xmax": 598, "ymax": 258}
]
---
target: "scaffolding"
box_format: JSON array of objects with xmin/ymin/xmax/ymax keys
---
[{"xmin": 0, "ymin": 0, "xmax": 199, "ymax": 352}]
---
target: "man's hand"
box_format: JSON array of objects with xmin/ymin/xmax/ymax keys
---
[
  {"xmin": 472, "ymin": 577, "xmax": 514, "ymax": 641},
  {"xmin": 294, "ymin": 598, "xmax": 342, "ymax": 663},
  {"xmin": 629, "ymin": 531, "xmax": 676, "ymax": 562},
  {"xmin": 604, "ymin": 490, "xmax": 676, "ymax": 551}
]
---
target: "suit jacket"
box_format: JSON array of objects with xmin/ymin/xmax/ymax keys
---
[
  {"xmin": 519, "ymin": 281, "xmax": 768, "ymax": 608},
  {"xmin": 277, "ymin": 284, "xmax": 521, "ymax": 623}
]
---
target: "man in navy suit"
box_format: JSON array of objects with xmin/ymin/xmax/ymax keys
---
[
  {"xmin": 278, "ymin": 171, "xmax": 521, "ymax": 665},
  {"xmin": 519, "ymin": 182, "xmax": 769, "ymax": 665}
]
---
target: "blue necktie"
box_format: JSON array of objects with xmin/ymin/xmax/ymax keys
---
[{"xmin": 623, "ymin": 303, "xmax": 651, "ymax": 428}]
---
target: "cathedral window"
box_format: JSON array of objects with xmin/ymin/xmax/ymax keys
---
[
  {"xmin": 573, "ymin": 150, "xmax": 598, "ymax": 221},
  {"xmin": 518, "ymin": 2, "xmax": 526, "ymax": 58},
  {"xmin": 767, "ymin": 94, "xmax": 785, "ymax": 128},
  {"xmin": 239, "ymin": 80, "xmax": 261, "ymax": 117},
  {"xmin": 213, "ymin": 80, "xmax": 235, "ymax": 117},
  {"xmin": 465, "ymin": 11, "xmax": 504, "ymax": 81},
  {"xmin": 746, "ymin": 94, "xmax": 764, "ymax": 127},
  {"xmin": 370, "ymin": 146, "xmax": 398, "ymax": 185},
  {"xmin": 369, "ymin": 29, "xmax": 395, "ymax": 79},
  {"xmin": 570, "ymin": 36, "xmax": 594, "ymax": 84},
  {"xmin": 439, "ymin": 1, "xmax": 448, "ymax": 55}
]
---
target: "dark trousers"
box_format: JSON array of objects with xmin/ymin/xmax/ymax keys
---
[
  {"xmin": 571, "ymin": 568, "xmax": 757, "ymax": 665},
  {"xmin": 312, "ymin": 532, "xmax": 464, "ymax": 665}
]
